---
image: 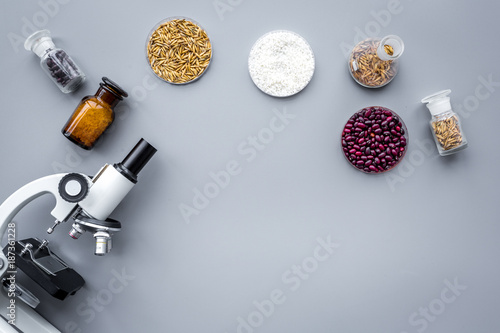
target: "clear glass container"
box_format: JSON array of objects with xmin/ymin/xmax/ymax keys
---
[
  {"xmin": 341, "ymin": 106, "xmax": 409, "ymax": 174},
  {"xmin": 62, "ymin": 77, "xmax": 128, "ymax": 150},
  {"xmin": 248, "ymin": 30, "xmax": 315, "ymax": 97},
  {"xmin": 348, "ymin": 35, "xmax": 404, "ymax": 88},
  {"xmin": 421, "ymin": 90, "xmax": 468, "ymax": 156},
  {"xmin": 146, "ymin": 16, "xmax": 212, "ymax": 84},
  {"xmin": 24, "ymin": 30, "xmax": 85, "ymax": 93}
]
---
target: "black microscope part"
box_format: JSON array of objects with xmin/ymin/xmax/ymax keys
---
[
  {"xmin": 114, "ymin": 138, "xmax": 157, "ymax": 183},
  {"xmin": 75, "ymin": 214, "xmax": 122, "ymax": 229},
  {"xmin": 3, "ymin": 238, "xmax": 85, "ymax": 300},
  {"xmin": 58, "ymin": 173, "xmax": 89, "ymax": 203}
]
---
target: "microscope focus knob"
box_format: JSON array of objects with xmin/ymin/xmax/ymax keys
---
[{"xmin": 58, "ymin": 173, "xmax": 90, "ymax": 203}]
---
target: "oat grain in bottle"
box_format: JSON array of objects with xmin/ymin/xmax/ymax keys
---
[
  {"xmin": 421, "ymin": 89, "xmax": 468, "ymax": 156},
  {"xmin": 348, "ymin": 35, "xmax": 404, "ymax": 88}
]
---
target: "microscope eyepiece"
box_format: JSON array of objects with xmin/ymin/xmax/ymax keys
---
[{"xmin": 114, "ymin": 138, "xmax": 157, "ymax": 183}]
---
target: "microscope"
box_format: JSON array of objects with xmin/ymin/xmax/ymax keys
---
[{"xmin": 0, "ymin": 138, "xmax": 156, "ymax": 332}]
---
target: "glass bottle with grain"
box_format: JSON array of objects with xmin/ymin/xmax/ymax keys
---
[
  {"xmin": 62, "ymin": 77, "xmax": 128, "ymax": 150},
  {"xmin": 348, "ymin": 35, "xmax": 404, "ymax": 88},
  {"xmin": 421, "ymin": 89, "xmax": 468, "ymax": 156},
  {"xmin": 24, "ymin": 29, "xmax": 86, "ymax": 93}
]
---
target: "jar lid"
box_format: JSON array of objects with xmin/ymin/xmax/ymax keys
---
[
  {"xmin": 101, "ymin": 77, "xmax": 128, "ymax": 99},
  {"xmin": 376, "ymin": 35, "xmax": 404, "ymax": 61},
  {"xmin": 24, "ymin": 30, "xmax": 56, "ymax": 58},
  {"xmin": 421, "ymin": 89, "xmax": 452, "ymax": 115}
]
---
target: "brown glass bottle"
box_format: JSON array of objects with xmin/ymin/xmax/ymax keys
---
[{"xmin": 62, "ymin": 77, "xmax": 128, "ymax": 150}]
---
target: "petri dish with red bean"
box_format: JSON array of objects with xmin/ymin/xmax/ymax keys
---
[{"xmin": 341, "ymin": 106, "xmax": 408, "ymax": 173}]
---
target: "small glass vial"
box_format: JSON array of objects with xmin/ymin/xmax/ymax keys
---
[
  {"xmin": 24, "ymin": 30, "xmax": 85, "ymax": 93},
  {"xmin": 348, "ymin": 35, "xmax": 404, "ymax": 88},
  {"xmin": 421, "ymin": 90, "xmax": 468, "ymax": 156},
  {"xmin": 62, "ymin": 77, "xmax": 128, "ymax": 150}
]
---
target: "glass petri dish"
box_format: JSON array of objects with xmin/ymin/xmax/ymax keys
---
[
  {"xmin": 146, "ymin": 16, "xmax": 212, "ymax": 85},
  {"xmin": 248, "ymin": 30, "xmax": 315, "ymax": 97},
  {"xmin": 341, "ymin": 106, "xmax": 409, "ymax": 174}
]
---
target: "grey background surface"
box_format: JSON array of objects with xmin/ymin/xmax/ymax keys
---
[{"xmin": 1, "ymin": 0, "xmax": 500, "ymax": 332}]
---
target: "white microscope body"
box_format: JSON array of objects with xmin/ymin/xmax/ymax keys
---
[{"xmin": 0, "ymin": 139, "xmax": 156, "ymax": 332}]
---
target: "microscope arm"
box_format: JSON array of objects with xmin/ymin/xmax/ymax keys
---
[{"xmin": 0, "ymin": 173, "xmax": 80, "ymax": 279}]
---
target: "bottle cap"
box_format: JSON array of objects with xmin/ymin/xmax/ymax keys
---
[
  {"xmin": 377, "ymin": 35, "xmax": 404, "ymax": 61},
  {"xmin": 101, "ymin": 77, "xmax": 128, "ymax": 99},
  {"xmin": 24, "ymin": 30, "xmax": 56, "ymax": 58},
  {"xmin": 421, "ymin": 89, "xmax": 452, "ymax": 116}
]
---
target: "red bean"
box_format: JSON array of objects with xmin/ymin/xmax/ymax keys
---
[{"xmin": 341, "ymin": 106, "xmax": 408, "ymax": 173}]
